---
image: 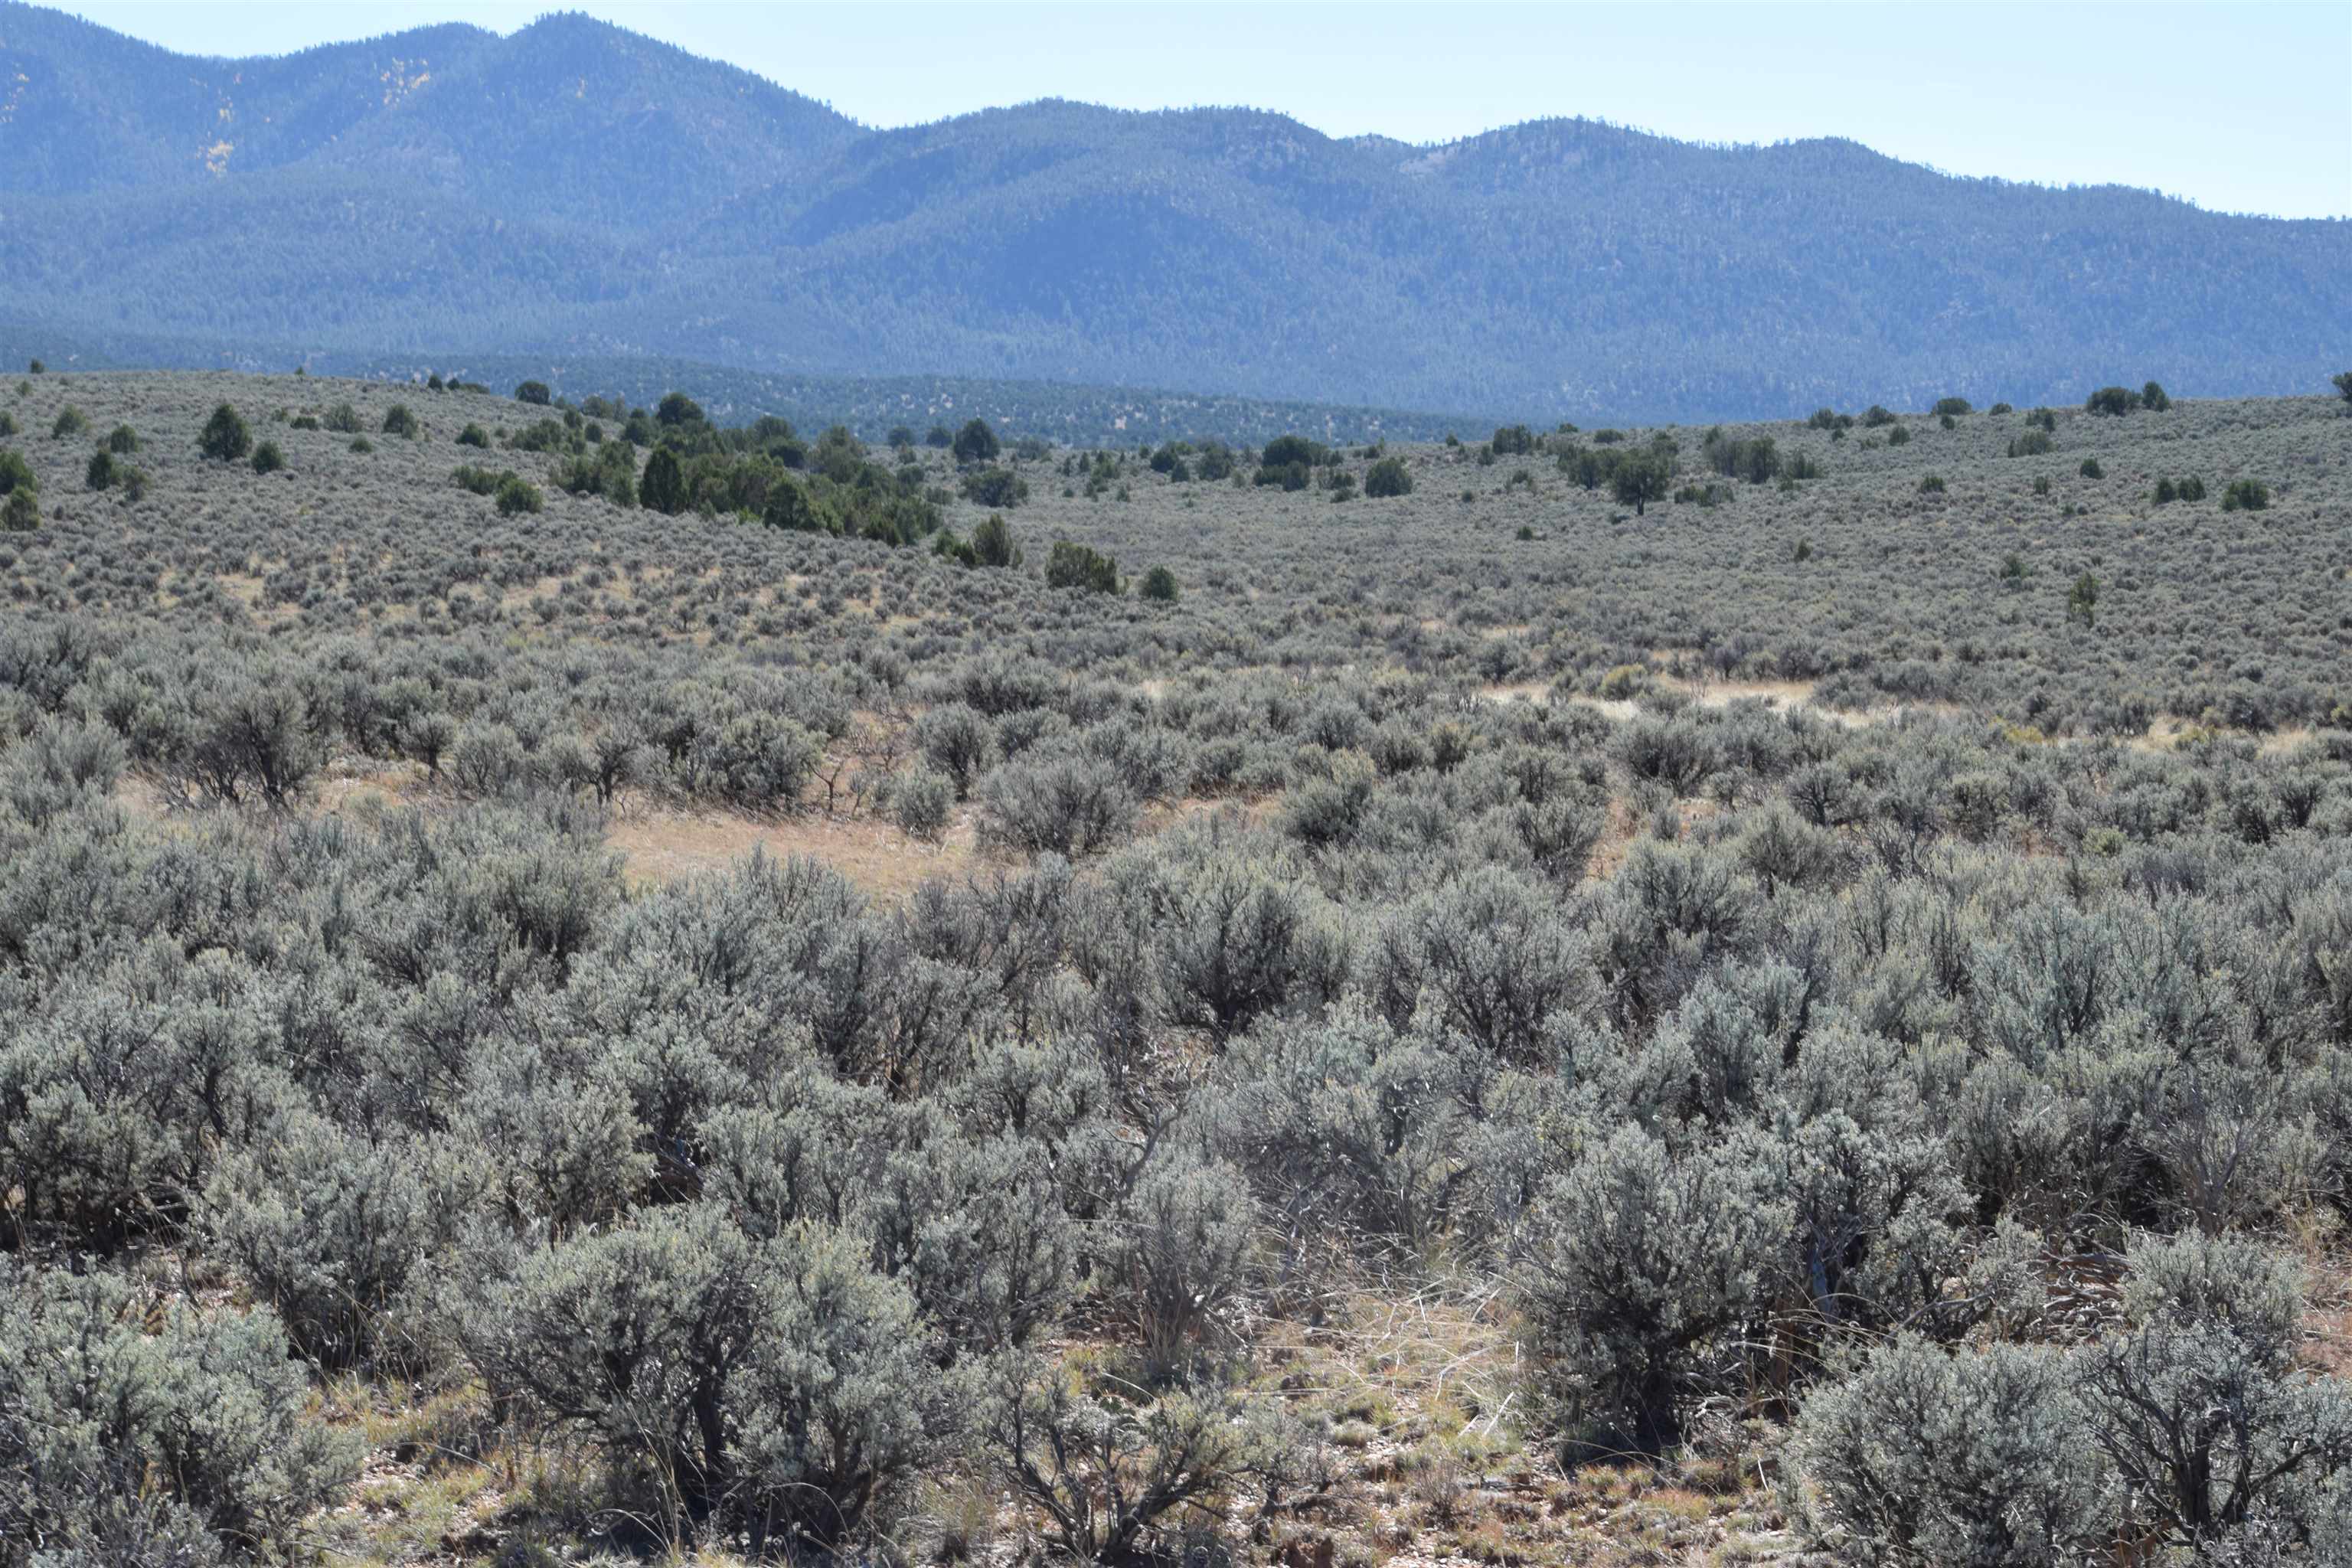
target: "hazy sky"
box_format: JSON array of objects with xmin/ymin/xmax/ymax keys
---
[{"xmin": 60, "ymin": 2, "xmax": 2352, "ymax": 219}]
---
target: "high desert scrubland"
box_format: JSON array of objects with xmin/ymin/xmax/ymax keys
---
[{"xmin": 3, "ymin": 367, "xmax": 2351, "ymax": 1566}]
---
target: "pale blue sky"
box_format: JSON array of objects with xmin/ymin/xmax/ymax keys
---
[{"xmin": 60, "ymin": 1, "xmax": 2352, "ymax": 218}]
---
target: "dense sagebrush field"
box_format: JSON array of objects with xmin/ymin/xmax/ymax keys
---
[{"xmin": 3, "ymin": 368, "xmax": 2352, "ymax": 1567}]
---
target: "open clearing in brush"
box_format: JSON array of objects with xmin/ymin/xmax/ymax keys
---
[{"xmin": 3, "ymin": 368, "xmax": 2351, "ymax": 1566}]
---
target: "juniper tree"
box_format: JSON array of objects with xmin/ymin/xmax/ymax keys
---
[{"xmin": 198, "ymin": 402, "xmax": 251, "ymax": 460}]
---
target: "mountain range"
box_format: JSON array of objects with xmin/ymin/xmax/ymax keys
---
[{"xmin": 2, "ymin": 2, "xmax": 2344, "ymax": 424}]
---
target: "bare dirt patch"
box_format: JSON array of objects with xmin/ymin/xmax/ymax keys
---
[{"xmin": 606, "ymin": 805, "xmax": 985, "ymax": 902}]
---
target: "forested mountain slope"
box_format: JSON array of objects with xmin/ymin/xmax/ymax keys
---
[{"xmin": 2, "ymin": 3, "xmax": 2344, "ymax": 420}]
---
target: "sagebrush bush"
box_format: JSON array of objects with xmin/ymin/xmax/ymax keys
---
[
  {"xmin": 200, "ymin": 1109, "xmax": 436, "ymax": 1371},
  {"xmin": 1521, "ymin": 1124, "xmax": 1785, "ymax": 1449},
  {"xmin": 685, "ymin": 708, "xmax": 821, "ymax": 811},
  {"xmin": 1793, "ymin": 1336, "xmax": 2102, "ymax": 1566},
  {"xmin": 892, "ymin": 763, "xmax": 954, "ymax": 841},
  {"xmin": 463, "ymin": 1204, "xmax": 952, "ymax": 1543},
  {"xmin": 0, "ymin": 1263, "xmax": 361, "ymax": 1568},
  {"xmin": 978, "ymin": 750, "xmax": 1138, "ymax": 855}
]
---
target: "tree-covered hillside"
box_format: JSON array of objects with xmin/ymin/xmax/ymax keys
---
[{"xmin": 1, "ymin": 3, "xmax": 2346, "ymax": 420}]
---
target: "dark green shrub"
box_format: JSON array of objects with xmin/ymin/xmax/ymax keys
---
[
  {"xmin": 2007, "ymin": 430, "xmax": 2055, "ymax": 457},
  {"xmin": 952, "ymin": 417, "xmax": 1001, "ymax": 464},
  {"xmin": 1704, "ymin": 433, "xmax": 1779, "ymax": 482},
  {"xmin": 508, "ymin": 417, "xmax": 570, "ymax": 453},
  {"xmin": 2221, "ymin": 479, "xmax": 2270, "ymax": 512},
  {"xmin": 1, "ymin": 488, "xmax": 35, "ymax": 531},
  {"xmin": 2079, "ymin": 457, "xmax": 2102, "ymax": 479},
  {"xmin": 494, "ymin": 475, "xmax": 544, "ymax": 514},
  {"xmin": 381, "ymin": 403, "xmax": 419, "ymax": 438},
  {"xmin": 250, "ymin": 439, "xmax": 285, "ymax": 475},
  {"xmin": 656, "ymin": 390, "xmax": 705, "ymax": 426},
  {"xmin": 198, "ymin": 403, "xmax": 250, "ymax": 461},
  {"xmin": 962, "ymin": 466, "xmax": 1028, "ymax": 508},
  {"xmin": 2141, "ymin": 381, "xmax": 2171, "ymax": 411},
  {"xmin": 49, "ymin": 405, "xmax": 85, "ymax": 439},
  {"xmin": 83, "ymin": 449, "xmax": 114, "ymax": 490},
  {"xmin": 1491, "ymin": 423, "xmax": 1537, "ymax": 456},
  {"xmin": 105, "ymin": 423, "xmax": 137, "ymax": 454},
  {"xmin": 1045, "ymin": 541, "xmax": 1119, "ymax": 594},
  {"xmin": 514, "ymin": 380, "xmax": 552, "ymax": 405},
  {"xmin": 1886, "ymin": 423, "xmax": 1912, "ymax": 446},
  {"xmin": 640, "ymin": 446, "xmax": 685, "ymax": 514},
  {"xmin": 1932, "ymin": 397, "xmax": 1972, "ymax": 417},
  {"xmin": 1918, "ymin": 473, "xmax": 1945, "ymax": 493},
  {"xmin": 1261, "ymin": 433, "xmax": 1329, "ymax": 469},
  {"xmin": 2086, "ymin": 385, "xmax": 2137, "ymax": 416},
  {"xmin": 456, "ymin": 422, "xmax": 490, "ymax": 448},
  {"xmin": 560, "ymin": 439, "xmax": 641, "ymax": 508},
  {"xmin": 1139, "ymin": 564, "xmax": 1180, "ymax": 603},
  {"xmin": 322, "ymin": 401, "xmax": 362, "ymax": 433},
  {"xmin": 971, "ymin": 511, "xmax": 1019, "ymax": 568},
  {"xmin": 924, "ymin": 423, "xmax": 952, "ymax": 447},
  {"xmin": 1363, "ymin": 455, "xmax": 1413, "ymax": 497},
  {"xmin": 2068, "ymin": 571, "xmax": 2099, "ymax": 626},
  {"xmin": 1609, "ymin": 454, "xmax": 1671, "ymax": 515}
]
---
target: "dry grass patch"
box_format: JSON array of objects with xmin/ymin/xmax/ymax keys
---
[{"xmin": 608, "ymin": 804, "xmax": 985, "ymax": 901}]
